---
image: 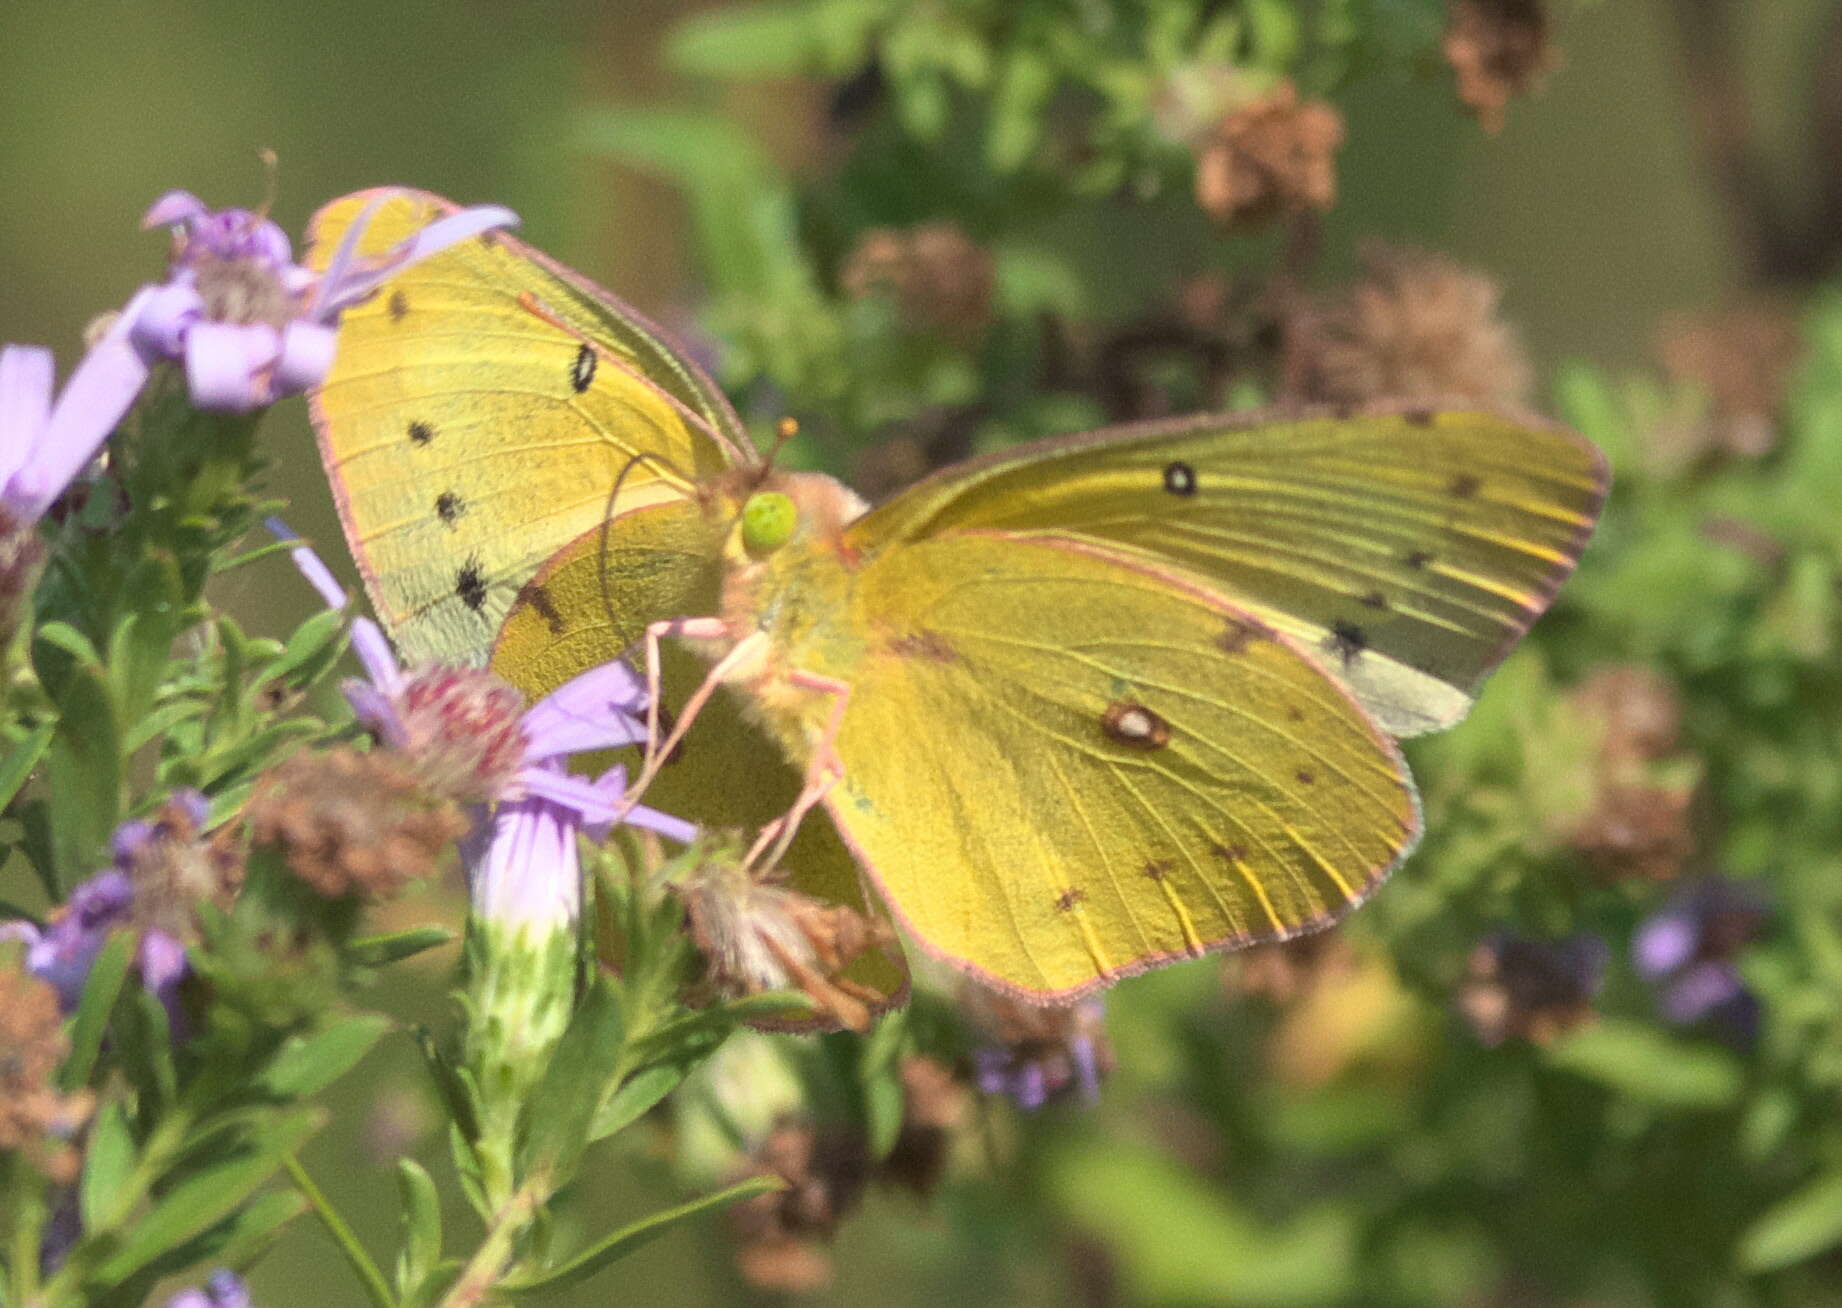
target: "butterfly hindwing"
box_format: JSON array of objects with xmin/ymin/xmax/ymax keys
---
[
  {"xmin": 307, "ymin": 189, "xmax": 745, "ymax": 666},
  {"xmin": 822, "ymin": 531, "xmax": 1422, "ymax": 1000},
  {"xmin": 849, "ymin": 405, "xmax": 1608, "ymax": 736}
]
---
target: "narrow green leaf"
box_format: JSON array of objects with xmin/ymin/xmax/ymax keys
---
[
  {"xmin": 518, "ymin": 980, "xmax": 626, "ymax": 1179},
  {"xmin": 40, "ymin": 659, "xmax": 122, "ymax": 886},
  {"xmin": 1738, "ymin": 1171, "xmax": 1842, "ymax": 1272},
  {"xmin": 1545, "ymin": 1020, "xmax": 1744, "ymax": 1109},
  {"xmin": 347, "ymin": 926, "xmax": 457, "ymax": 968},
  {"xmin": 283, "ymin": 1153, "xmax": 394, "ymax": 1308},
  {"xmin": 0, "ymin": 719, "xmax": 54, "ymax": 812},
  {"xmin": 61, "ymin": 930, "xmax": 136, "ymax": 1090},
  {"xmin": 93, "ymin": 1109, "xmax": 322, "ymax": 1283},
  {"xmin": 394, "ymin": 1159, "xmax": 442, "ymax": 1298},
  {"xmin": 255, "ymin": 1016, "xmax": 390, "ymax": 1098},
  {"xmin": 79, "ymin": 1100, "xmax": 136, "ymax": 1231},
  {"xmin": 591, "ymin": 1064, "xmax": 687, "ymax": 1142},
  {"xmin": 500, "ymin": 1175, "xmax": 786, "ymax": 1296}
]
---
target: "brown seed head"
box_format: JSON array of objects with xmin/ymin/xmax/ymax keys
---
[
  {"xmin": 878, "ymin": 1055, "xmax": 970, "ymax": 1197},
  {"xmin": 1654, "ymin": 300, "xmax": 1802, "ymax": 463},
  {"xmin": 1569, "ymin": 665, "xmax": 1683, "ymax": 765},
  {"xmin": 1283, "ymin": 243, "xmax": 1532, "ymax": 407},
  {"xmin": 1443, "ymin": 0, "xmax": 1556, "ymax": 133},
  {"xmin": 840, "ymin": 222, "xmax": 996, "ymax": 344},
  {"xmin": 1194, "ymin": 81, "xmax": 1344, "ymax": 228},
  {"xmin": 0, "ymin": 964, "xmax": 95, "ymax": 1181},
  {"xmin": 248, "ymin": 747, "xmax": 468, "ymax": 899},
  {"xmin": 728, "ymin": 1121, "xmax": 871, "ymax": 1293}
]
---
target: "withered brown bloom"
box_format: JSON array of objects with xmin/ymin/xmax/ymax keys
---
[
  {"xmin": 1225, "ymin": 928, "xmax": 1358, "ymax": 1006},
  {"xmin": 1653, "ymin": 300, "xmax": 1803, "ymax": 464},
  {"xmin": 879, "ymin": 1055, "xmax": 970, "ymax": 1197},
  {"xmin": 0, "ymin": 963, "xmax": 95, "ymax": 1182},
  {"xmin": 840, "ymin": 222, "xmax": 996, "ymax": 344},
  {"xmin": 1283, "ymin": 244, "xmax": 1532, "ymax": 407},
  {"xmin": 1443, "ymin": 0, "xmax": 1556, "ymax": 133},
  {"xmin": 728, "ymin": 1121, "xmax": 870, "ymax": 1293},
  {"xmin": 248, "ymin": 747, "xmax": 468, "ymax": 899},
  {"xmin": 1563, "ymin": 666, "xmax": 1699, "ymax": 883},
  {"xmin": 1194, "ymin": 81, "xmax": 1344, "ymax": 227},
  {"xmin": 676, "ymin": 849, "xmax": 906, "ymax": 1033}
]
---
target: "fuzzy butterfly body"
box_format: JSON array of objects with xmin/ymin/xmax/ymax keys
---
[{"xmin": 308, "ymin": 190, "xmax": 1607, "ymax": 1003}]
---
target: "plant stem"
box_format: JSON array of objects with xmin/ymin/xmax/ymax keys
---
[
  {"xmin": 436, "ymin": 1178, "xmax": 546, "ymax": 1308},
  {"xmin": 284, "ymin": 1154, "xmax": 396, "ymax": 1308}
]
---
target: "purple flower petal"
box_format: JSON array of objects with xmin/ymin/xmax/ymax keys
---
[
  {"xmin": 270, "ymin": 319, "xmax": 338, "ymax": 396},
  {"xmin": 266, "ymin": 516, "xmax": 348, "ymax": 609},
  {"xmin": 1634, "ymin": 910, "xmax": 1697, "ymax": 979},
  {"xmin": 142, "ymin": 190, "xmax": 208, "ymax": 230},
  {"xmin": 349, "ymin": 619, "xmax": 404, "ymax": 698},
  {"xmin": 128, "ymin": 282, "xmax": 204, "ymax": 360},
  {"xmin": 343, "ymin": 677, "xmax": 408, "ymax": 749},
  {"xmin": 27, "ymin": 871, "xmax": 135, "ymax": 1010},
  {"xmin": 1662, "ymin": 961, "xmax": 1745, "ymax": 1025},
  {"xmin": 314, "ymin": 204, "xmax": 519, "ymax": 321},
  {"xmin": 622, "ymin": 801, "xmax": 699, "ymax": 845},
  {"xmin": 516, "ymin": 765, "xmax": 628, "ymax": 823},
  {"xmin": 5, "ymin": 290, "xmax": 156, "ymax": 519},
  {"xmin": 184, "ymin": 321, "xmax": 277, "ymax": 413},
  {"xmin": 0, "ymin": 345, "xmax": 54, "ymax": 486},
  {"xmin": 469, "ymin": 793, "xmax": 579, "ymax": 932},
  {"xmin": 519, "ymin": 660, "xmax": 647, "ymax": 762}
]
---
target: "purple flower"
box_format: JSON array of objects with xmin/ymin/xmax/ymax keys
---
[
  {"xmin": 1634, "ymin": 879, "xmax": 1768, "ymax": 1044},
  {"xmin": 0, "ymin": 790, "xmax": 210, "ymax": 1026},
  {"xmin": 163, "ymin": 1270, "xmax": 254, "ymax": 1308},
  {"xmin": 968, "ymin": 996, "xmax": 1109, "ymax": 1110},
  {"xmin": 131, "ymin": 190, "xmax": 514, "ymax": 412}
]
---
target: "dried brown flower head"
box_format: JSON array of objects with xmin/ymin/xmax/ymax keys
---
[
  {"xmin": 118, "ymin": 792, "xmax": 243, "ymax": 938},
  {"xmin": 1654, "ymin": 300, "xmax": 1802, "ymax": 463},
  {"xmin": 677, "ymin": 848, "xmax": 906, "ymax": 1033},
  {"xmin": 1195, "ymin": 81, "xmax": 1344, "ymax": 227},
  {"xmin": 729, "ymin": 1121, "xmax": 870, "ymax": 1293},
  {"xmin": 878, "ymin": 1055, "xmax": 970, "ymax": 1196},
  {"xmin": 0, "ymin": 964, "xmax": 95, "ymax": 1182},
  {"xmin": 1443, "ymin": 0, "xmax": 1556, "ymax": 133},
  {"xmin": 248, "ymin": 747, "xmax": 468, "ymax": 899},
  {"xmin": 1563, "ymin": 665, "xmax": 1699, "ymax": 882},
  {"xmin": 1568, "ymin": 666, "xmax": 1683, "ymax": 765},
  {"xmin": 1571, "ymin": 784, "xmax": 1697, "ymax": 884},
  {"xmin": 1283, "ymin": 244, "xmax": 1532, "ymax": 407},
  {"xmin": 840, "ymin": 222, "xmax": 995, "ymax": 344},
  {"xmin": 1457, "ymin": 933, "xmax": 1606, "ymax": 1047},
  {"xmin": 1225, "ymin": 928, "xmax": 1358, "ymax": 1005}
]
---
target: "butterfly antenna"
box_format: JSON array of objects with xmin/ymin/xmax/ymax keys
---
[
  {"xmin": 517, "ymin": 291, "xmax": 729, "ymax": 453},
  {"xmin": 254, "ymin": 147, "xmax": 280, "ymax": 222},
  {"xmin": 766, "ymin": 416, "xmax": 800, "ymax": 472},
  {"xmin": 591, "ymin": 450, "xmax": 690, "ymax": 632}
]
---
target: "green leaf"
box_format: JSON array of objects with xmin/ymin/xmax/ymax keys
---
[
  {"xmin": 500, "ymin": 1174, "xmax": 785, "ymax": 1296},
  {"xmin": 1544, "ymin": 1020, "xmax": 1744, "ymax": 1109},
  {"xmin": 61, "ymin": 929, "xmax": 136, "ymax": 1090},
  {"xmin": 347, "ymin": 926, "xmax": 457, "ymax": 968},
  {"xmin": 667, "ymin": 0, "xmax": 824, "ymax": 78},
  {"xmin": 1738, "ymin": 1171, "xmax": 1842, "ymax": 1272},
  {"xmin": 395, "ymin": 1159, "xmax": 443, "ymax": 1298},
  {"xmin": 0, "ymin": 719, "xmax": 54, "ymax": 811},
  {"xmin": 40, "ymin": 658, "xmax": 122, "ymax": 887},
  {"xmin": 518, "ymin": 980, "xmax": 626, "ymax": 1181},
  {"xmin": 79, "ymin": 1100, "xmax": 137, "ymax": 1231},
  {"xmin": 254, "ymin": 1016, "xmax": 390, "ymax": 1098},
  {"xmin": 1048, "ymin": 1138, "xmax": 1356, "ymax": 1304},
  {"xmin": 591, "ymin": 1063, "xmax": 688, "ymax": 1142},
  {"xmin": 92, "ymin": 1108, "xmax": 322, "ymax": 1284}
]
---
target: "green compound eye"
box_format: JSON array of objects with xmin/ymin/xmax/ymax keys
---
[{"xmin": 741, "ymin": 491, "xmax": 798, "ymax": 556}]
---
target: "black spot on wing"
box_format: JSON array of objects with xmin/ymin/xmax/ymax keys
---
[
  {"xmin": 456, "ymin": 557, "xmax": 488, "ymax": 614},
  {"xmin": 388, "ymin": 290, "xmax": 409, "ymax": 321},
  {"xmin": 435, "ymin": 491, "xmax": 466, "ymax": 527},
  {"xmin": 1404, "ymin": 407, "xmax": 1434, "ymax": 427},
  {"xmin": 1101, "ymin": 701, "xmax": 1171, "ymax": 749},
  {"xmin": 1163, "ymin": 461, "xmax": 1198, "ymax": 497},
  {"xmin": 1359, "ymin": 590, "xmax": 1388, "ymax": 610},
  {"xmin": 408, "ymin": 420, "xmax": 434, "ymax": 447},
  {"xmin": 1405, "ymin": 549, "xmax": 1434, "ymax": 569},
  {"xmin": 1055, "ymin": 888, "xmax": 1087, "ymax": 912},
  {"xmin": 1448, "ymin": 473, "xmax": 1482, "ymax": 499},
  {"xmin": 570, "ymin": 343, "xmax": 596, "ymax": 394},
  {"xmin": 1327, "ymin": 619, "xmax": 1368, "ymax": 665}
]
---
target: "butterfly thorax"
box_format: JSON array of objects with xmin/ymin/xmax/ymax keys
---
[{"xmin": 708, "ymin": 470, "xmax": 868, "ymax": 747}]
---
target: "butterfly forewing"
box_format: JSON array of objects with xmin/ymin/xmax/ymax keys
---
[
  {"xmin": 823, "ymin": 533, "xmax": 1422, "ymax": 1000},
  {"xmin": 307, "ymin": 189, "xmax": 744, "ymax": 665},
  {"xmin": 848, "ymin": 407, "xmax": 1608, "ymax": 736}
]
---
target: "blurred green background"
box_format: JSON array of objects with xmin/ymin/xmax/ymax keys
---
[{"xmin": 6, "ymin": 2, "xmax": 1839, "ymax": 1304}]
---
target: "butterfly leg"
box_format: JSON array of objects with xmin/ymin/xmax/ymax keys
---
[
  {"xmin": 745, "ymin": 669, "xmax": 851, "ymax": 872},
  {"xmin": 615, "ymin": 618, "xmax": 757, "ymax": 821}
]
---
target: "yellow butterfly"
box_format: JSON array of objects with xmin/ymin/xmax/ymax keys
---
[{"xmin": 307, "ymin": 189, "xmax": 1607, "ymax": 1005}]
